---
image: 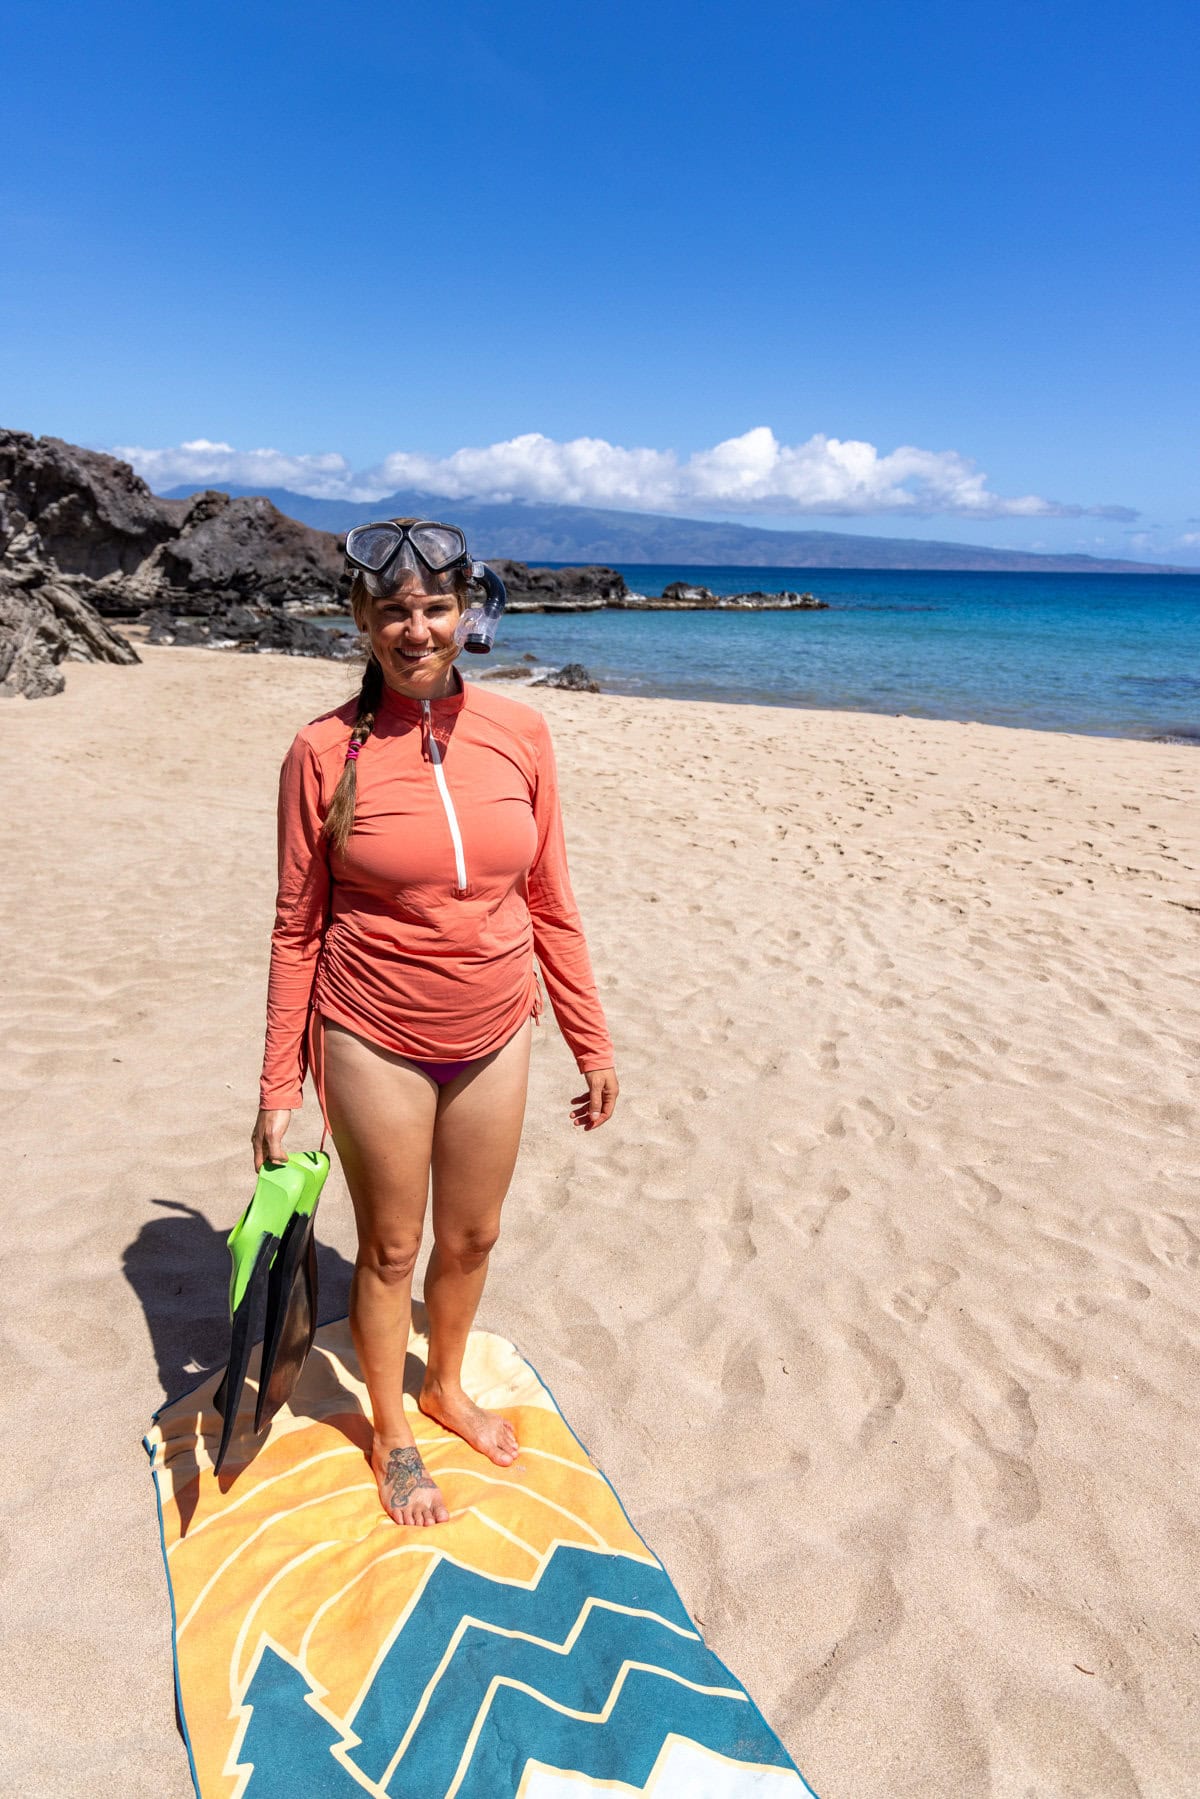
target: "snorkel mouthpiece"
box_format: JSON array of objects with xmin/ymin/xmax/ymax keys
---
[{"xmin": 459, "ymin": 562, "xmax": 507, "ymax": 654}]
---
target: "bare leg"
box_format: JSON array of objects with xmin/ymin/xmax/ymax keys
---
[
  {"xmin": 420, "ymin": 1018, "xmax": 532, "ymax": 1465},
  {"xmin": 320, "ymin": 1018, "xmax": 449, "ymax": 1527}
]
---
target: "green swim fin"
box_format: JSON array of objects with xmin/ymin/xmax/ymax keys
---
[
  {"xmin": 255, "ymin": 1151, "xmax": 328, "ymax": 1433},
  {"xmin": 212, "ymin": 1152, "xmax": 329, "ymax": 1473}
]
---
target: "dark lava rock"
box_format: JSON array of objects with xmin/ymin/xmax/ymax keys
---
[
  {"xmin": 491, "ymin": 561, "xmax": 627, "ymax": 610},
  {"xmin": 142, "ymin": 603, "xmax": 355, "ymax": 659},
  {"xmin": 0, "ymin": 428, "xmax": 356, "ymax": 691},
  {"xmin": 0, "ymin": 428, "xmax": 179, "ymax": 580},
  {"xmin": 0, "ymin": 567, "xmax": 140, "ymax": 700},
  {"xmin": 659, "ymin": 581, "xmax": 719, "ymax": 607},
  {"xmin": 653, "ymin": 581, "xmax": 827, "ymax": 609},
  {"xmin": 720, "ymin": 589, "xmax": 828, "ymax": 609},
  {"xmin": 136, "ymin": 488, "xmax": 345, "ymax": 614},
  {"xmin": 0, "ymin": 429, "xmax": 347, "ymax": 616},
  {"xmin": 531, "ymin": 661, "xmax": 602, "ymax": 693}
]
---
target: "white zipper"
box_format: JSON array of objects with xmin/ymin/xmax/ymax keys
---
[{"xmin": 422, "ymin": 699, "xmax": 469, "ymax": 892}]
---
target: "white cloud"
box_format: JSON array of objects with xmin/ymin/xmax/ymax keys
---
[
  {"xmin": 109, "ymin": 438, "xmax": 372, "ymax": 500},
  {"xmin": 113, "ymin": 426, "xmax": 1136, "ymax": 522}
]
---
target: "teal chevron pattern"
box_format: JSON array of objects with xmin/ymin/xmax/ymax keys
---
[{"xmin": 235, "ymin": 1545, "xmax": 815, "ymax": 1796}]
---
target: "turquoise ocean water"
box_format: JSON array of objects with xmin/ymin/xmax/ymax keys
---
[{"xmin": 482, "ymin": 567, "xmax": 1200, "ymax": 743}]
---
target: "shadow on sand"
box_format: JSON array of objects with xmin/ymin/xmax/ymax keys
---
[
  {"xmin": 123, "ymin": 1196, "xmax": 359, "ymax": 1409},
  {"xmin": 124, "ymin": 1201, "xmax": 435, "ymax": 1535}
]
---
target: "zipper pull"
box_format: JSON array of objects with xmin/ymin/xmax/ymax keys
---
[{"xmin": 421, "ymin": 699, "xmax": 431, "ymax": 760}]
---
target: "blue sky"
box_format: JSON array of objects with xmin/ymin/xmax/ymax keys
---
[{"xmin": 2, "ymin": 0, "xmax": 1197, "ymax": 562}]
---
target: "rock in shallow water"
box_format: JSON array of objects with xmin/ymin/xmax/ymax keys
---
[{"xmin": 531, "ymin": 661, "xmax": 602, "ymax": 693}]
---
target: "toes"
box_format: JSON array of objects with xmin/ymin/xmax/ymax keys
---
[{"xmin": 398, "ymin": 1491, "xmax": 447, "ymax": 1527}]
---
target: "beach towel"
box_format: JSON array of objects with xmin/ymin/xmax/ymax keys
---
[{"xmin": 145, "ymin": 1320, "xmax": 817, "ymax": 1797}]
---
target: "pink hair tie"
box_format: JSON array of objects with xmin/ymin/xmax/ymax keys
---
[{"xmin": 345, "ymin": 741, "xmax": 361, "ymax": 762}]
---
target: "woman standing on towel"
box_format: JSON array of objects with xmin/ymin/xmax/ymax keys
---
[{"xmin": 253, "ymin": 520, "xmax": 619, "ymax": 1529}]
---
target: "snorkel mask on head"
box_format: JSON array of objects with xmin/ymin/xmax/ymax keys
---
[{"xmin": 343, "ymin": 519, "xmax": 507, "ymax": 654}]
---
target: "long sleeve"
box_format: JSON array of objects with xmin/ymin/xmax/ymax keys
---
[
  {"xmin": 527, "ymin": 715, "xmax": 615, "ymax": 1072},
  {"xmin": 259, "ymin": 736, "xmax": 332, "ymax": 1109}
]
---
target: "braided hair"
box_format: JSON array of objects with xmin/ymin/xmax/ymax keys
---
[
  {"xmin": 322, "ymin": 541, "xmax": 472, "ymax": 855},
  {"xmin": 323, "ymin": 629, "xmax": 384, "ymax": 855}
]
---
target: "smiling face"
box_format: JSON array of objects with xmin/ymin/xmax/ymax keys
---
[{"xmin": 355, "ymin": 573, "xmax": 466, "ymax": 699}]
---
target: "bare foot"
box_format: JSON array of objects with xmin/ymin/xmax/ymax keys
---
[
  {"xmin": 419, "ymin": 1380, "xmax": 519, "ymax": 1467},
  {"xmin": 371, "ymin": 1433, "xmax": 450, "ymax": 1527}
]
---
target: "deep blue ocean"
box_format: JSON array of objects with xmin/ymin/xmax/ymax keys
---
[{"xmin": 484, "ymin": 567, "xmax": 1200, "ymax": 743}]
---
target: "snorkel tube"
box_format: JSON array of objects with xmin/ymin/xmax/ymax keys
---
[{"xmin": 457, "ymin": 561, "xmax": 508, "ymax": 654}]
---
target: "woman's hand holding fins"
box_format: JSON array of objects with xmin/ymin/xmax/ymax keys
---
[{"xmin": 253, "ymin": 1106, "xmax": 294, "ymax": 1170}]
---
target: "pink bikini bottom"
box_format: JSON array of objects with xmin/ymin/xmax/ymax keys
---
[
  {"xmin": 403, "ymin": 1053, "xmax": 476, "ymax": 1086},
  {"xmin": 309, "ymin": 1010, "xmax": 529, "ymax": 1150}
]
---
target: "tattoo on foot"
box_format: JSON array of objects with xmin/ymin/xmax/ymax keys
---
[{"xmin": 384, "ymin": 1446, "xmax": 430, "ymax": 1509}]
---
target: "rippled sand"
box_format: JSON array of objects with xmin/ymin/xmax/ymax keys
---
[{"xmin": 2, "ymin": 643, "xmax": 1198, "ymax": 1798}]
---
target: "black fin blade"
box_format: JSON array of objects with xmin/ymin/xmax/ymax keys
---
[
  {"xmin": 254, "ymin": 1209, "xmax": 320, "ymax": 1433},
  {"xmin": 212, "ymin": 1237, "xmax": 276, "ymax": 1474}
]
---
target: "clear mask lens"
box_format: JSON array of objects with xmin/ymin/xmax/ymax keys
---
[
  {"xmin": 345, "ymin": 524, "xmax": 402, "ymax": 573},
  {"xmin": 409, "ymin": 524, "xmax": 467, "ymax": 571}
]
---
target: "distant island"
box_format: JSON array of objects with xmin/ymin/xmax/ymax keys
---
[{"xmin": 164, "ymin": 482, "xmax": 1185, "ymax": 575}]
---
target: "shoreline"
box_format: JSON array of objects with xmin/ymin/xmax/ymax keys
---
[
  {"xmin": 114, "ymin": 626, "xmax": 1200, "ymax": 748},
  {"xmin": 476, "ymin": 662, "xmax": 1200, "ymax": 747}
]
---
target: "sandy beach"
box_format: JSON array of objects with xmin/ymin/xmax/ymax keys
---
[{"xmin": 2, "ymin": 642, "xmax": 1198, "ymax": 1799}]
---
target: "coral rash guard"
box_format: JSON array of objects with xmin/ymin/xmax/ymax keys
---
[{"xmin": 259, "ymin": 668, "xmax": 614, "ymax": 1127}]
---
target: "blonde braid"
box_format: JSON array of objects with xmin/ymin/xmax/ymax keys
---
[{"xmin": 323, "ymin": 654, "xmax": 383, "ymax": 854}]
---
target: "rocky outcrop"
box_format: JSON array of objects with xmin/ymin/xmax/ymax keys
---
[
  {"xmin": 531, "ymin": 662, "xmax": 602, "ymax": 693},
  {"xmin": 650, "ymin": 581, "xmax": 828, "ymax": 610},
  {"xmin": 491, "ymin": 561, "xmax": 627, "ymax": 611},
  {"xmin": 486, "ymin": 562, "xmax": 828, "ymax": 612},
  {"xmin": 0, "ymin": 566, "xmax": 141, "ymax": 699},
  {"xmin": 119, "ymin": 488, "xmax": 345, "ymax": 616},
  {"xmin": 0, "ymin": 430, "xmax": 181, "ymax": 580},
  {"xmin": 141, "ymin": 602, "xmax": 355, "ymax": 658},
  {"xmin": 0, "ymin": 430, "xmax": 347, "ymax": 614},
  {"xmin": 719, "ymin": 588, "xmax": 828, "ymax": 609},
  {"xmin": 0, "ymin": 429, "xmax": 355, "ymax": 694}
]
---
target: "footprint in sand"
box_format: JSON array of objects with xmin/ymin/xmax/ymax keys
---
[
  {"xmin": 1052, "ymin": 1291, "xmax": 1103, "ymax": 1320},
  {"xmin": 886, "ymin": 1259, "xmax": 959, "ymax": 1326},
  {"xmin": 1143, "ymin": 1212, "xmax": 1200, "ymax": 1271},
  {"xmin": 956, "ymin": 1167, "xmax": 1003, "ymax": 1213},
  {"xmin": 905, "ymin": 1086, "xmax": 948, "ymax": 1114},
  {"xmin": 841, "ymin": 1326, "xmax": 905, "ymax": 1446},
  {"xmin": 798, "ymin": 1176, "xmax": 851, "ymax": 1241},
  {"xmin": 857, "ymin": 1097, "xmax": 896, "ymax": 1141},
  {"xmin": 1004, "ymin": 1316, "xmax": 1081, "ymax": 1383},
  {"xmin": 943, "ymin": 1373, "xmax": 1041, "ymax": 1529}
]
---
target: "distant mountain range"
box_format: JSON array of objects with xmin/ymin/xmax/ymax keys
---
[{"xmin": 161, "ymin": 483, "xmax": 1179, "ymax": 574}]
